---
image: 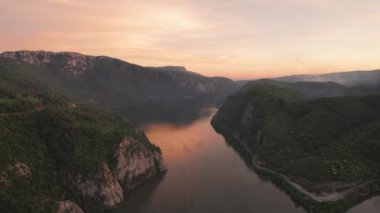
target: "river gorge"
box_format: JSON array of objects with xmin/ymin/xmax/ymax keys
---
[{"xmin": 113, "ymin": 108, "xmax": 380, "ymax": 213}]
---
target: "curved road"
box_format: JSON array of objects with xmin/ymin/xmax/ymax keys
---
[
  {"xmin": 220, "ymin": 126, "xmax": 380, "ymax": 203},
  {"xmin": 240, "ymin": 142, "xmax": 380, "ymax": 202}
]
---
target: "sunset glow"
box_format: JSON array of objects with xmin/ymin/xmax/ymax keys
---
[{"xmin": 1, "ymin": 0, "xmax": 380, "ymax": 79}]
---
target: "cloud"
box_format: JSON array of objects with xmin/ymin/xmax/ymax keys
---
[{"xmin": 1, "ymin": 0, "xmax": 380, "ymax": 79}]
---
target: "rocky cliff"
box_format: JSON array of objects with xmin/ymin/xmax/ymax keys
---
[
  {"xmin": 0, "ymin": 51, "xmax": 238, "ymax": 108},
  {"xmin": 1, "ymin": 135, "xmax": 165, "ymax": 213},
  {"xmin": 1, "ymin": 51, "xmax": 95, "ymax": 75},
  {"xmin": 65, "ymin": 137, "xmax": 166, "ymax": 211},
  {"xmin": 0, "ymin": 78, "xmax": 166, "ymax": 212}
]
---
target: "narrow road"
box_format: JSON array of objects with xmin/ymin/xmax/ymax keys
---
[
  {"xmin": 218, "ymin": 125, "xmax": 380, "ymax": 203},
  {"xmin": 240, "ymin": 142, "xmax": 380, "ymax": 202}
]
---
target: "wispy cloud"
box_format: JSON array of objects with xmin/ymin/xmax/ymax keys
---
[{"xmin": 1, "ymin": 0, "xmax": 380, "ymax": 79}]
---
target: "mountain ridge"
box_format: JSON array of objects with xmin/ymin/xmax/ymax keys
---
[
  {"xmin": 212, "ymin": 79, "xmax": 380, "ymax": 212},
  {"xmin": 0, "ymin": 51, "xmax": 238, "ymax": 110}
]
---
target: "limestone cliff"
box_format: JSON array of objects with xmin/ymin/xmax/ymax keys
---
[
  {"xmin": 65, "ymin": 137, "xmax": 166, "ymax": 211},
  {"xmin": 1, "ymin": 51, "xmax": 95, "ymax": 75},
  {"xmin": 0, "ymin": 51, "xmax": 238, "ymax": 108},
  {"xmin": 114, "ymin": 137, "xmax": 166, "ymax": 190}
]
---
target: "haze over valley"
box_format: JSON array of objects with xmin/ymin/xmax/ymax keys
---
[{"xmin": 1, "ymin": 1, "xmax": 380, "ymax": 213}]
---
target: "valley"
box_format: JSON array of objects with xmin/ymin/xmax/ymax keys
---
[
  {"xmin": 0, "ymin": 51, "xmax": 379, "ymax": 213},
  {"xmin": 2, "ymin": 1, "xmax": 380, "ymax": 212}
]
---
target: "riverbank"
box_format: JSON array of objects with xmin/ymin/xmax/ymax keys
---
[{"xmin": 211, "ymin": 123, "xmax": 380, "ymax": 212}]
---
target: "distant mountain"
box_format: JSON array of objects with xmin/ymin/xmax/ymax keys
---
[
  {"xmin": 276, "ymin": 70, "xmax": 380, "ymax": 94},
  {"xmin": 146, "ymin": 66, "xmax": 189, "ymax": 72},
  {"xmin": 239, "ymin": 79, "xmax": 357, "ymax": 100},
  {"xmin": 0, "ymin": 51, "xmax": 238, "ymax": 110},
  {"xmin": 146, "ymin": 65, "xmax": 207, "ymax": 77}
]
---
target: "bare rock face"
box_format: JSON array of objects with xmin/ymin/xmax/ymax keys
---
[
  {"xmin": 114, "ymin": 137, "xmax": 166, "ymax": 190},
  {"xmin": 0, "ymin": 162, "xmax": 31, "ymax": 188},
  {"xmin": 8, "ymin": 162, "xmax": 32, "ymax": 178},
  {"xmin": 56, "ymin": 200, "xmax": 84, "ymax": 213},
  {"xmin": 62, "ymin": 137, "xmax": 166, "ymax": 211},
  {"xmin": 98, "ymin": 163, "xmax": 124, "ymax": 207},
  {"xmin": 68, "ymin": 163, "xmax": 123, "ymax": 208},
  {"xmin": 153, "ymin": 151, "xmax": 167, "ymax": 172},
  {"xmin": 0, "ymin": 51, "xmax": 95, "ymax": 75}
]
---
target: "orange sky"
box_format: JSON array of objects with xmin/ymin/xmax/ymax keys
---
[{"xmin": 1, "ymin": 0, "xmax": 380, "ymax": 79}]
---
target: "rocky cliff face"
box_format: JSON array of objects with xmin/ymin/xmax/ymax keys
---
[
  {"xmin": 7, "ymin": 162, "xmax": 32, "ymax": 178},
  {"xmin": 65, "ymin": 137, "xmax": 166, "ymax": 211},
  {"xmin": 1, "ymin": 51, "xmax": 95, "ymax": 75},
  {"xmin": 0, "ymin": 51, "xmax": 238, "ymax": 108},
  {"xmin": 0, "ymin": 162, "xmax": 32, "ymax": 189},
  {"xmin": 114, "ymin": 137, "xmax": 166, "ymax": 190},
  {"xmin": 0, "ymin": 137, "xmax": 166, "ymax": 212},
  {"xmin": 67, "ymin": 163, "xmax": 124, "ymax": 208}
]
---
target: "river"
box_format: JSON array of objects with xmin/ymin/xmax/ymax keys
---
[{"xmin": 114, "ymin": 108, "xmax": 380, "ymax": 213}]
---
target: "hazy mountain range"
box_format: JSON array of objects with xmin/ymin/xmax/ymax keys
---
[
  {"xmin": 2, "ymin": 51, "xmax": 380, "ymax": 110},
  {"xmin": 0, "ymin": 51, "xmax": 238, "ymax": 110},
  {"xmin": 276, "ymin": 70, "xmax": 380, "ymax": 94},
  {"xmin": 1, "ymin": 50, "xmax": 380, "ymax": 212}
]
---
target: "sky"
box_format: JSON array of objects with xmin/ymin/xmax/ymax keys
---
[{"xmin": 1, "ymin": 0, "xmax": 380, "ymax": 79}]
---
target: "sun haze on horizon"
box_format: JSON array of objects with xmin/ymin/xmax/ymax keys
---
[{"xmin": 1, "ymin": 0, "xmax": 380, "ymax": 80}]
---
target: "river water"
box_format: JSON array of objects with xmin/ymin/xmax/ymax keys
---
[{"xmin": 114, "ymin": 108, "xmax": 380, "ymax": 213}]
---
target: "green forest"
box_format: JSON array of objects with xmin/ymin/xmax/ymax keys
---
[
  {"xmin": 213, "ymin": 80, "xmax": 380, "ymax": 187},
  {"xmin": 0, "ymin": 64, "xmax": 159, "ymax": 212}
]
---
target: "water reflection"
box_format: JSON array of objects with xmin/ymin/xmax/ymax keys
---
[
  {"xmin": 113, "ymin": 108, "xmax": 305, "ymax": 213},
  {"xmin": 349, "ymin": 197, "xmax": 380, "ymax": 213},
  {"xmin": 117, "ymin": 99, "xmax": 213, "ymax": 126},
  {"xmin": 113, "ymin": 174, "xmax": 166, "ymax": 212}
]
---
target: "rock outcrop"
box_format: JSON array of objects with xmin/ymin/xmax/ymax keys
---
[
  {"xmin": 66, "ymin": 137, "xmax": 166, "ymax": 210},
  {"xmin": 56, "ymin": 200, "xmax": 84, "ymax": 213},
  {"xmin": 0, "ymin": 51, "xmax": 238, "ymax": 108},
  {"xmin": 7, "ymin": 162, "xmax": 32, "ymax": 178},
  {"xmin": 114, "ymin": 137, "xmax": 166, "ymax": 190},
  {"xmin": 68, "ymin": 163, "xmax": 123, "ymax": 208},
  {"xmin": 1, "ymin": 51, "xmax": 95, "ymax": 75}
]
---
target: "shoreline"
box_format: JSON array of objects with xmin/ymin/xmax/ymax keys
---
[
  {"xmin": 240, "ymin": 141, "xmax": 380, "ymax": 203},
  {"xmin": 214, "ymin": 124, "xmax": 380, "ymax": 203}
]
